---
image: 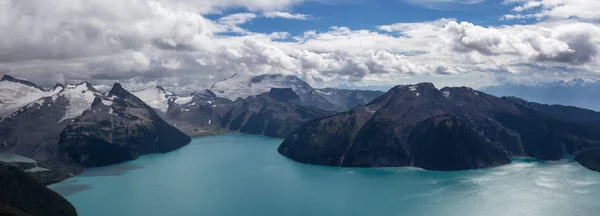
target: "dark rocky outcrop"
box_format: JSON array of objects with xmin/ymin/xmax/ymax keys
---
[
  {"xmin": 59, "ymin": 83, "xmax": 191, "ymax": 167},
  {"xmin": 576, "ymin": 149, "xmax": 600, "ymax": 172},
  {"xmin": 220, "ymin": 89, "xmax": 333, "ymax": 138},
  {"xmin": 0, "ymin": 164, "xmax": 77, "ymax": 216},
  {"xmin": 279, "ymin": 83, "xmax": 600, "ymax": 171},
  {"xmin": 268, "ymin": 88, "xmax": 300, "ymax": 102}
]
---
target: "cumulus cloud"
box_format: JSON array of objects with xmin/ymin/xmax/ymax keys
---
[
  {"xmin": 1, "ymin": 0, "xmax": 600, "ymax": 91},
  {"xmin": 440, "ymin": 21, "xmax": 600, "ymax": 65}
]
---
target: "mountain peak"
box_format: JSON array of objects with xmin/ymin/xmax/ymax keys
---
[
  {"xmin": 52, "ymin": 83, "xmax": 64, "ymax": 90},
  {"xmin": 108, "ymin": 83, "xmax": 128, "ymax": 98},
  {"xmin": 0, "ymin": 74, "xmax": 45, "ymax": 91}
]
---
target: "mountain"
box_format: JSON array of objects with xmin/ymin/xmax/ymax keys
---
[
  {"xmin": 481, "ymin": 78, "xmax": 600, "ymax": 111},
  {"xmin": 0, "ymin": 80, "xmax": 191, "ymax": 182},
  {"xmin": 0, "ymin": 164, "xmax": 77, "ymax": 216},
  {"xmin": 211, "ymin": 74, "xmax": 365, "ymax": 111},
  {"xmin": 219, "ymin": 88, "xmax": 334, "ymax": 138},
  {"xmin": 0, "ymin": 75, "xmax": 63, "ymax": 118},
  {"xmin": 314, "ymin": 88, "xmax": 385, "ymax": 111},
  {"xmin": 0, "ymin": 82, "xmax": 101, "ymax": 163},
  {"xmin": 278, "ymin": 83, "xmax": 600, "ymax": 171},
  {"xmin": 160, "ymin": 89, "xmax": 232, "ymax": 137},
  {"xmin": 58, "ymin": 83, "xmax": 191, "ymax": 167}
]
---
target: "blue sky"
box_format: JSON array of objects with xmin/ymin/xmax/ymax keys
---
[{"xmin": 216, "ymin": 0, "xmax": 531, "ymax": 36}]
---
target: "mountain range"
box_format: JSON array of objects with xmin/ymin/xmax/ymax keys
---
[
  {"xmin": 279, "ymin": 83, "xmax": 600, "ymax": 171},
  {"xmin": 481, "ymin": 78, "xmax": 600, "ymax": 111},
  {"xmin": 2, "ymin": 73, "xmax": 600, "ymax": 185},
  {"xmin": 0, "ymin": 74, "xmax": 382, "ymax": 184}
]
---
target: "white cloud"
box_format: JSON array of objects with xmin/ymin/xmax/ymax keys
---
[
  {"xmin": 503, "ymin": 0, "xmax": 600, "ymax": 20},
  {"xmin": 1, "ymin": 0, "xmax": 600, "ymax": 91},
  {"xmin": 440, "ymin": 21, "xmax": 600, "ymax": 65},
  {"xmin": 401, "ymin": 0, "xmax": 484, "ymax": 10},
  {"xmin": 262, "ymin": 11, "xmax": 312, "ymax": 20}
]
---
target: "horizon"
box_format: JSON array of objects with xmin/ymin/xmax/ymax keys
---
[{"xmin": 4, "ymin": 72, "xmax": 600, "ymax": 95}]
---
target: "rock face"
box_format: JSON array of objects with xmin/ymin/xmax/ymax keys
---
[
  {"xmin": 576, "ymin": 149, "xmax": 600, "ymax": 172},
  {"xmin": 0, "ymin": 164, "xmax": 77, "ymax": 216},
  {"xmin": 59, "ymin": 83, "xmax": 191, "ymax": 167},
  {"xmin": 219, "ymin": 88, "xmax": 333, "ymax": 138},
  {"xmin": 279, "ymin": 83, "xmax": 600, "ymax": 171}
]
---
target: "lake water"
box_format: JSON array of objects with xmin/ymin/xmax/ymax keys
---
[{"xmin": 50, "ymin": 134, "xmax": 600, "ymax": 216}]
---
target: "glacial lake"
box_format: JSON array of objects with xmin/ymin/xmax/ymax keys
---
[{"xmin": 51, "ymin": 133, "xmax": 600, "ymax": 216}]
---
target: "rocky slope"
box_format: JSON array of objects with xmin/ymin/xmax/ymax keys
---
[
  {"xmin": 0, "ymin": 164, "xmax": 77, "ymax": 216},
  {"xmin": 220, "ymin": 88, "xmax": 334, "ymax": 138},
  {"xmin": 59, "ymin": 83, "xmax": 191, "ymax": 167},
  {"xmin": 279, "ymin": 83, "xmax": 600, "ymax": 171}
]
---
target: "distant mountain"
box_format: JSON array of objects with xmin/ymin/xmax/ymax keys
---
[
  {"xmin": 0, "ymin": 78, "xmax": 191, "ymax": 183},
  {"xmin": 0, "ymin": 75, "xmax": 63, "ymax": 117},
  {"xmin": 314, "ymin": 88, "xmax": 385, "ymax": 111},
  {"xmin": 162, "ymin": 90, "xmax": 232, "ymax": 137},
  {"xmin": 219, "ymin": 88, "xmax": 334, "ymax": 138},
  {"xmin": 279, "ymin": 83, "xmax": 600, "ymax": 171},
  {"xmin": 210, "ymin": 74, "xmax": 383, "ymax": 111},
  {"xmin": 481, "ymin": 78, "xmax": 600, "ymax": 111},
  {"xmin": 0, "ymin": 164, "xmax": 77, "ymax": 216}
]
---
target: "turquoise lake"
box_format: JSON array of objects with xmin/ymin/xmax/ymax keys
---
[{"xmin": 51, "ymin": 133, "xmax": 600, "ymax": 216}]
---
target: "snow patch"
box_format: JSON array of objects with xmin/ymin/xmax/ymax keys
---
[
  {"xmin": 58, "ymin": 83, "xmax": 99, "ymax": 122},
  {"xmin": 101, "ymin": 99, "xmax": 113, "ymax": 106},
  {"xmin": 0, "ymin": 152, "xmax": 37, "ymax": 163},
  {"xmin": 174, "ymin": 96, "xmax": 193, "ymax": 105},
  {"xmin": 132, "ymin": 87, "xmax": 176, "ymax": 113},
  {"xmin": 315, "ymin": 89, "xmax": 333, "ymax": 96},
  {"xmin": 442, "ymin": 91, "xmax": 451, "ymax": 99},
  {"xmin": 25, "ymin": 166, "xmax": 50, "ymax": 172}
]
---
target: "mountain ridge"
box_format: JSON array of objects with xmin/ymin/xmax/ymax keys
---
[{"xmin": 279, "ymin": 82, "xmax": 600, "ymax": 171}]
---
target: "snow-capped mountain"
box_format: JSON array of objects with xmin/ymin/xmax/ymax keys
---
[
  {"xmin": 210, "ymin": 73, "xmax": 382, "ymax": 111},
  {"xmin": 0, "ymin": 79, "xmax": 191, "ymax": 182},
  {"xmin": 0, "ymin": 75, "xmax": 63, "ymax": 117},
  {"xmin": 132, "ymin": 86, "xmax": 178, "ymax": 113},
  {"xmin": 210, "ymin": 74, "xmax": 314, "ymax": 101},
  {"xmin": 481, "ymin": 78, "xmax": 600, "ymax": 111}
]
